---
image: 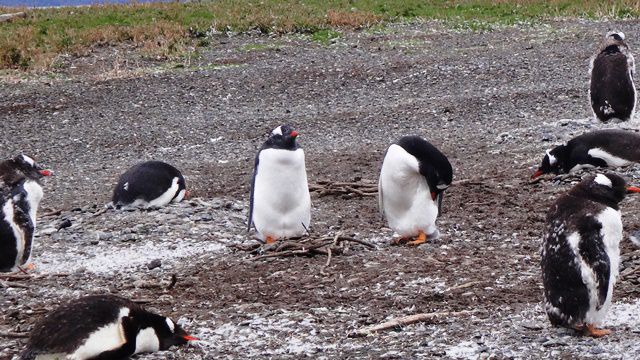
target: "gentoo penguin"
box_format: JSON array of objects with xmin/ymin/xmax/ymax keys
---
[
  {"xmin": 248, "ymin": 125, "xmax": 311, "ymax": 243},
  {"xmin": 112, "ymin": 161, "xmax": 187, "ymax": 209},
  {"xmin": 532, "ymin": 129, "xmax": 640, "ymax": 179},
  {"xmin": 0, "ymin": 154, "xmax": 52, "ymax": 272},
  {"xmin": 589, "ymin": 31, "xmax": 636, "ymax": 122},
  {"xmin": 20, "ymin": 294, "xmax": 197, "ymax": 360},
  {"xmin": 541, "ymin": 173, "xmax": 640, "ymax": 337},
  {"xmin": 378, "ymin": 135, "xmax": 452, "ymax": 245}
]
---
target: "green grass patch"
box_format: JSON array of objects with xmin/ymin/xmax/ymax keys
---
[{"xmin": 2, "ymin": 0, "xmax": 640, "ymax": 70}]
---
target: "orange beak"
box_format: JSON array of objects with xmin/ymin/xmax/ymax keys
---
[
  {"xmin": 627, "ymin": 186, "xmax": 640, "ymax": 193},
  {"xmin": 531, "ymin": 169, "xmax": 544, "ymax": 179},
  {"xmin": 183, "ymin": 335, "xmax": 199, "ymax": 341},
  {"xmin": 40, "ymin": 169, "xmax": 53, "ymax": 176},
  {"xmin": 290, "ymin": 131, "xmax": 299, "ymax": 137},
  {"xmin": 184, "ymin": 190, "xmax": 191, "ymax": 199}
]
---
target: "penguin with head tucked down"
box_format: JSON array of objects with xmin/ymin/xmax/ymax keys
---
[
  {"xmin": 541, "ymin": 173, "xmax": 640, "ymax": 337},
  {"xmin": 378, "ymin": 135, "xmax": 452, "ymax": 245},
  {"xmin": 0, "ymin": 154, "xmax": 52, "ymax": 273},
  {"xmin": 20, "ymin": 294, "xmax": 198, "ymax": 360},
  {"xmin": 248, "ymin": 125, "xmax": 311, "ymax": 244},
  {"xmin": 112, "ymin": 161, "xmax": 187, "ymax": 209},
  {"xmin": 589, "ymin": 31, "xmax": 636, "ymax": 123},
  {"xmin": 532, "ymin": 129, "xmax": 640, "ymax": 179}
]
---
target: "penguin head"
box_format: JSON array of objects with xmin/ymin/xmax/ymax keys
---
[
  {"xmin": 572, "ymin": 173, "xmax": 640, "ymax": 209},
  {"xmin": 606, "ymin": 31, "xmax": 626, "ymax": 42},
  {"xmin": 600, "ymin": 31, "xmax": 629, "ymax": 53},
  {"xmin": 0, "ymin": 154, "xmax": 52, "ymax": 185},
  {"xmin": 532, "ymin": 145, "xmax": 567, "ymax": 179},
  {"xmin": 141, "ymin": 313, "xmax": 198, "ymax": 350},
  {"xmin": 264, "ymin": 124, "xmax": 299, "ymax": 150}
]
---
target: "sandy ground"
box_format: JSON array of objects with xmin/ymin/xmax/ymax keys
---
[{"xmin": 3, "ymin": 19, "xmax": 640, "ymax": 359}]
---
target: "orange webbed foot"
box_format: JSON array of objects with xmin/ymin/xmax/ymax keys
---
[
  {"xmin": 407, "ymin": 231, "xmax": 427, "ymax": 246},
  {"xmin": 584, "ymin": 324, "xmax": 612, "ymax": 338}
]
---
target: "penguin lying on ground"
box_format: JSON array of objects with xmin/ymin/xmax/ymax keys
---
[
  {"xmin": 0, "ymin": 154, "xmax": 52, "ymax": 273},
  {"xmin": 541, "ymin": 173, "xmax": 640, "ymax": 337},
  {"xmin": 378, "ymin": 135, "xmax": 452, "ymax": 245},
  {"xmin": 112, "ymin": 161, "xmax": 187, "ymax": 209},
  {"xmin": 248, "ymin": 125, "xmax": 311, "ymax": 244},
  {"xmin": 532, "ymin": 129, "xmax": 640, "ymax": 179},
  {"xmin": 589, "ymin": 31, "xmax": 636, "ymax": 123},
  {"xmin": 20, "ymin": 294, "xmax": 197, "ymax": 360}
]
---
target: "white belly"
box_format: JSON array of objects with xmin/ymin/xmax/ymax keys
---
[
  {"xmin": 70, "ymin": 308, "xmax": 130, "ymax": 360},
  {"xmin": 252, "ymin": 148, "xmax": 311, "ymax": 240},
  {"xmin": 379, "ymin": 144, "xmax": 438, "ymax": 237}
]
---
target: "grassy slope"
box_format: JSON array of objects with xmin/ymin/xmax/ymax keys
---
[{"xmin": 0, "ymin": 0, "xmax": 639, "ymax": 70}]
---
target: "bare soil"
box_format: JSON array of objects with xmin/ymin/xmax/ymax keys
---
[{"xmin": 3, "ymin": 19, "xmax": 640, "ymax": 359}]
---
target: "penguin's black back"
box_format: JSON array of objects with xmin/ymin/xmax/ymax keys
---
[
  {"xmin": 395, "ymin": 135, "xmax": 453, "ymax": 189},
  {"xmin": 22, "ymin": 295, "xmax": 142, "ymax": 357},
  {"xmin": 566, "ymin": 129, "xmax": 640, "ymax": 166},
  {"xmin": 112, "ymin": 161, "xmax": 185, "ymax": 206},
  {"xmin": 591, "ymin": 47, "xmax": 635, "ymax": 122}
]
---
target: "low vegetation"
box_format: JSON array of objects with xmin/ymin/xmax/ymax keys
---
[{"xmin": 1, "ymin": 0, "xmax": 640, "ymax": 70}]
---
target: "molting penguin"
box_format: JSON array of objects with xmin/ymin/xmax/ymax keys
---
[
  {"xmin": 0, "ymin": 154, "xmax": 52, "ymax": 272},
  {"xmin": 248, "ymin": 125, "xmax": 311, "ymax": 244},
  {"xmin": 541, "ymin": 173, "xmax": 640, "ymax": 337},
  {"xmin": 532, "ymin": 129, "xmax": 640, "ymax": 179},
  {"xmin": 20, "ymin": 294, "xmax": 197, "ymax": 360},
  {"xmin": 378, "ymin": 136, "xmax": 452, "ymax": 245},
  {"xmin": 112, "ymin": 161, "xmax": 187, "ymax": 209},
  {"xmin": 589, "ymin": 31, "xmax": 636, "ymax": 123}
]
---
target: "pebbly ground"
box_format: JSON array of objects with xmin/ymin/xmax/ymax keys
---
[{"xmin": 3, "ymin": 19, "xmax": 640, "ymax": 359}]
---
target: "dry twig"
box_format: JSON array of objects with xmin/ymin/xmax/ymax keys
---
[
  {"xmin": 309, "ymin": 180, "xmax": 378, "ymax": 197},
  {"xmin": 0, "ymin": 330, "xmax": 29, "ymax": 338},
  {"xmin": 245, "ymin": 234, "xmax": 376, "ymax": 261},
  {"xmin": 349, "ymin": 310, "xmax": 479, "ymax": 337}
]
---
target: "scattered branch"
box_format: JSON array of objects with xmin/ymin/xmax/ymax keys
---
[
  {"xmin": 349, "ymin": 310, "xmax": 479, "ymax": 337},
  {"xmin": 242, "ymin": 233, "xmax": 376, "ymax": 260},
  {"xmin": 167, "ymin": 274, "xmax": 178, "ymax": 290},
  {"xmin": 0, "ymin": 330, "xmax": 29, "ymax": 338},
  {"xmin": 309, "ymin": 180, "xmax": 378, "ymax": 197}
]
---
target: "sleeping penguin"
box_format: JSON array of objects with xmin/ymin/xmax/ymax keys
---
[
  {"xmin": 0, "ymin": 154, "xmax": 52, "ymax": 273},
  {"xmin": 589, "ymin": 31, "xmax": 636, "ymax": 123},
  {"xmin": 112, "ymin": 161, "xmax": 187, "ymax": 209},
  {"xmin": 541, "ymin": 173, "xmax": 640, "ymax": 337},
  {"xmin": 20, "ymin": 294, "xmax": 197, "ymax": 360},
  {"xmin": 248, "ymin": 125, "xmax": 311, "ymax": 244},
  {"xmin": 532, "ymin": 129, "xmax": 640, "ymax": 179},
  {"xmin": 378, "ymin": 135, "xmax": 452, "ymax": 245}
]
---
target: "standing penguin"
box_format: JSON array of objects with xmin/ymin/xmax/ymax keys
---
[
  {"xmin": 589, "ymin": 31, "xmax": 636, "ymax": 123},
  {"xmin": 112, "ymin": 161, "xmax": 187, "ymax": 209},
  {"xmin": 541, "ymin": 173, "xmax": 640, "ymax": 337},
  {"xmin": 20, "ymin": 294, "xmax": 197, "ymax": 360},
  {"xmin": 532, "ymin": 129, "xmax": 640, "ymax": 178},
  {"xmin": 248, "ymin": 125, "xmax": 311, "ymax": 243},
  {"xmin": 378, "ymin": 136, "xmax": 452, "ymax": 245},
  {"xmin": 0, "ymin": 154, "xmax": 52, "ymax": 272}
]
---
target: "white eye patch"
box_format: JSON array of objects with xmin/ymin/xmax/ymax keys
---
[
  {"xmin": 436, "ymin": 184, "xmax": 449, "ymax": 190},
  {"xmin": 594, "ymin": 173, "xmax": 612, "ymax": 187},
  {"xmin": 21, "ymin": 155, "xmax": 35, "ymax": 166},
  {"xmin": 166, "ymin": 318, "xmax": 175, "ymax": 332},
  {"xmin": 545, "ymin": 150, "xmax": 557, "ymax": 166},
  {"xmin": 271, "ymin": 126, "xmax": 283, "ymax": 136}
]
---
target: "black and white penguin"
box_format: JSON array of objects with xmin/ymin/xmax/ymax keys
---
[
  {"xmin": 248, "ymin": 125, "xmax": 311, "ymax": 243},
  {"xmin": 20, "ymin": 294, "xmax": 197, "ymax": 360},
  {"xmin": 532, "ymin": 129, "xmax": 640, "ymax": 179},
  {"xmin": 541, "ymin": 173, "xmax": 640, "ymax": 337},
  {"xmin": 112, "ymin": 161, "xmax": 187, "ymax": 209},
  {"xmin": 0, "ymin": 154, "xmax": 52, "ymax": 273},
  {"xmin": 589, "ymin": 31, "xmax": 636, "ymax": 123},
  {"xmin": 378, "ymin": 136, "xmax": 452, "ymax": 245}
]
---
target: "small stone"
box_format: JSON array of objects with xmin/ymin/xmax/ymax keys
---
[
  {"xmin": 147, "ymin": 259, "xmax": 162, "ymax": 270},
  {"xmin": 40, "ymin": 227, "xmax": 57, "ymax": 236},
  {"xmin": 57, "ymin": 218, "xmax": 72, "ymax": 231}
]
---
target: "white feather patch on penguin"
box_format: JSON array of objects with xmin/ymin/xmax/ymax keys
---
[
  {"xmin": 378, "ymin": 144, "xmax": 438, "ymax": 238},
  {"xmin": 565, "ymin": 232, "xmax": 601, "ymax": 324},
  {"xmin": 252, "ymin": 148, "xmax": 311, "ymax": 240},
  {"xmin": 588, "ymin": 148, "xmax": 634, "ymax": 168},
  {"xmin": 569, "ymin": 163, "xmax": 596, "ymax": 173},
  {"xmin": 2, "ymin": 200, "xmax": 24, "ymax": 271},
  {"xmin": 134, "ymin": 327, "xmax": 160, "ymax": 354},
  {"xmin": 594, "ymin": 173, "xmax": 613, "ymax": 187},
  {"xmin": 545, "ymin": 149, "xmax": 557, "ymax": 166},
  {"xmin": 22, "ymin": 180, "xmax": 43, "ymax": 222},
  {"xmin": 70, "ymin": 307, "xmax": 130, "ymax": 360},
  {"xmin": 20, "ymin": 154, "xmax": 35, "ymax": 166},
  {"xmin": 172, "ymin": 189, "xmax": 186, "ymax": 203},
  {"xmin": 592, "ymin": 207, "xmax": 623, "ymax": 325},
  {"xmin": 127, "ymin": 177, "xmax": 180, "ymax": 209},
  {"xmin": 271, "ymin": 126, "xmax": 283, "ymax": 136}
]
